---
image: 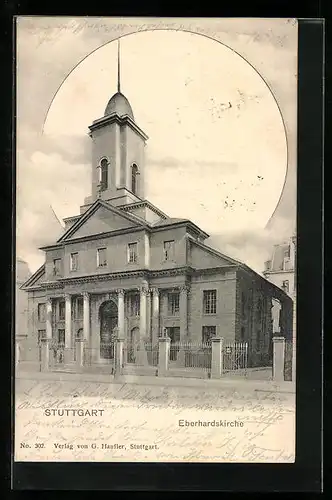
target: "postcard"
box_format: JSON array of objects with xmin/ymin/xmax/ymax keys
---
[{"xmin": 15, "ymin": 17, "xmax": 297, "ymax": 463}]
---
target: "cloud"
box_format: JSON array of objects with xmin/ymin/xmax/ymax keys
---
[
  {"xmin": 208, "ymin": 214, "xmax": 295, "ymax": 274},
  {"xmin": 147, "ymin": 155, "xmax": 238, "ymax": 172},
  {"xmin": 16, "ymin": 141, "xmax": 90, "ymax": 271}
]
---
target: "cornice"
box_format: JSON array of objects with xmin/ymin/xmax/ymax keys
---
[
  {"xmin": 120, "ymin": 200, "xmax": 168, "ymax": 220},
  {"xmin": 88, "ymin": 113, "xmax": 149, "ymax": 141},
  {"xmin": 23, "ymin": 266, "xmax": 240, "ymax": 292}
]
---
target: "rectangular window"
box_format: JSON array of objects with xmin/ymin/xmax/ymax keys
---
[
  {"xmin": 53, "ymin": 258, "xmax": 62, "ymax": 276},
  {"xmin": 73, "ymin": 297, "xmax": 83, "ymax": 320},
  {"xmin": 70, "ymin": 252, "xmax": 79, "ymax": 271},
  {"xmin": 203, "ymin": 290, "xmax": 217, "ymax": 314},
  {"xmin": 37, "ymin": 329, "xmax": 46, "ymax": 342},
  {"xmin": 168, "ymin": 292, "xmax": 180, "ymax": 316},
  {"xmin": 58, "ymin": 301, "xmax": 65, "ymax": 321},
  {"xmin": 97, "ymin": 247, "xmax": 107, "ymax": 267},
  {"xmin": 58, "ymin": 329, "xmax": 65, "ymax": 344},
  {"xmin": 128, "ymin": 242, "xmax": 138, "ymax": 264},
  {"xmin": 129, "ymin": 294, "xmax": 140, "ymax": 316},
  {"xmin": 163, "ymin": 240, "xmax": 175, "ymax": 261},
  {"xmin": 282, "ymin": 280, "xmax": 289, "ymax": 293},
  {"xmin": 37, "ymin": 303, "xmax": 46, "ymax": 322},
  {"xmin": 202, "ymin": 326, "xmax": 216, "ymax": 343}
]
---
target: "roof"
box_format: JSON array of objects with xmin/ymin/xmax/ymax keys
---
[
  {"xmin": 151, "ymin": 217, "xmax": 209, "ymax": 238},
  {"xmin": 150, "ymin": 217, "xmax": 187, "ymax": 227},
  {"xmin": 104, "ymin": 92, "xmax": 134, "ymax": 119},
  {"xmin": 266, "ymin": 242, "xmax": 291, "ymax": 272}
]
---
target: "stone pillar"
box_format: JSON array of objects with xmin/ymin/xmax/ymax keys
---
[
  {"xmin": 146, "ymin": 291, "xmax": 151, "ymax": 341},
  {"xmin": 83, "ymin": 292, "xmax": 90, "ymax": 342},
  {"xmin": 211, "ymin": 337, "xmax": 223, "ymax": 379},
  {"xmin": 40, "ymin": 338, "xmax": 50, "ymax": 372},
  {"xmin": 140, "ymin": 284, "xmax": 149, "ymax": 341},
  {"xmin": 151, "ymin": 288, "xmax": 160, "ymax": 345},
  {"xmin": 273, "ymin": 336, "xmax": 285, "ymax": 382},
  {"xmin": 46, "ymin": 298, "xmax": 53, "ymax": 340},
  {"xmin": 158, "ymin": 336, "xmax": 171, "ymax": 376},
  {"xmin": 75, "ymin": 338, "xmax": 85, "ymax": 371},
  {"xmin": 180, "ymin": 285, "xmax": 189, "ymax": 340},
  {"xmin": 117, "ymin": 289, "xmax": 125, "ymax": 339},
  {"xmin": 114, "ymin": 337, "xmax": 124, "ymax": 377},
  {"xmin": 64, "ymin": 294, "xmax": 72, "ymax": 363}
]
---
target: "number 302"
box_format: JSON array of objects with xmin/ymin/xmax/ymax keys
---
[{"xmin": 35, "ymin": 443, "xmax": 45, "ymax": 449}]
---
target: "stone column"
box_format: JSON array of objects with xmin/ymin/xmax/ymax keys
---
[
  {"xmin": 83, "ymin": 292, "xmax": 90, "ymax": 342},
  {"xmin": 46, "ymin": 298, "xmax": 53, "ymax": 340},
  {"xmin": 211, "ymin": 337, "xmax": 223, "ymax": 379},
  {"xmin": 64, "ymin": 294, "xmax": 72, "ymax": 363},
  {"xmin": 158, "ymin": 336, "xmax": 171, "ymax": 377},
  {"xmin": 117, "ymin": 289, "xmax": 125, "ymax": 340},
  {"xmin": 272, "ymin": 336, "xmax": 285, "ymax": 382},
  {"xmin": 151, "ymin": 287, "xmax": 160, "ymax": 345},
  {"xmin": 180, "ymin": 285, "xmax": 189, "ymax": 340},
  {"xmin": 140, "ymin": 284, "xmax": 149, "ymax": 341}
]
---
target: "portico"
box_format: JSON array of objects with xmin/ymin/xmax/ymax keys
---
[{"xmin": 44, "ymin": 278, "xmax": 190, "ymax": 365}]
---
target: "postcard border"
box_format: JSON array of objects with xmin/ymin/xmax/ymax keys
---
[{"xmin": 7, "ymin": 16, "xmax": 324, "ymax": 492}]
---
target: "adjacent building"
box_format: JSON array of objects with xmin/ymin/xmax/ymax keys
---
[
  {"xmin": 20, "ymin": 64, "xmax": 293, "ymax": 370},
  {"xmin": 263, "ymin": 235, "xmax": 296, "ymax": 379}
]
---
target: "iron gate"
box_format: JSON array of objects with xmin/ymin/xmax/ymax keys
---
[{"xmin": 222, "ymin": 342, "xmax": 248, "ymax": 373}]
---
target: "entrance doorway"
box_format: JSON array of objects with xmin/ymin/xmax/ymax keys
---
[
  {"xmin": 166, "ymin": 327, "xmax": 180, "ymax": 361},
  {"xmin": 99, "ymin": 300, "xmax": 118, "ymax": 359}
]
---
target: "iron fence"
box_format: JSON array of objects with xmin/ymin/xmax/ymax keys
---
[
  {"xmin": 124, "ymin": 341, "xmax": 158, "ymax": 366},
  {"xmin": 48, "ymin": 342, "xmax": 76, "ymax": 367},
  {"xmin": 82, "ymin": 344, "xmax": 115, "ymax": 366},
  {"xmin": 169, "ymin": 341, "xmax": 212, "ymax": 370}
]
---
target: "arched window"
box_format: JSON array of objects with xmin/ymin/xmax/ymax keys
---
[
  {"xmin": 98, "ymin": 158, "xmax": 109, "ymax": 191},
  {"xmin": 131, "ymin": 163, "xmax": 139, "ymax": 194}
]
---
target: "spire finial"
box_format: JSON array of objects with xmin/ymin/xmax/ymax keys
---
[{"xmin": 117, "ymin": 39, "xmax": 121, "ymax": 93}]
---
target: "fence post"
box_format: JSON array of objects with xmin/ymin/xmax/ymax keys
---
[
  {"xmin": 158, "ymin": 336, "xmax": 170, "ymax": 376},
  {"xmin": 75, "ymin": 339, "xmax": 85, "ymax": 371},
  {"xmin": 114, "ymin": 338, "xmax": 124, "ymax": 377},
  {"xmin": 272, "ymin": 336, "xmax": 285, "ymax": 381},
  {"xmin": 136, "ymin": 339, "xmax": 149, "ymax": 366},
  {"xmin": 40, "ymin": 338, "xmax": 50, "ymax": 372},
  {"xmin": 211, "ymin": 337, "xmax": 223, "ymax": 378}
]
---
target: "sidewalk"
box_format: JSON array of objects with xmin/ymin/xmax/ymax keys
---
[{"xmin": 16, "ymin": 369, "xmax": 295, "ymax": 394}]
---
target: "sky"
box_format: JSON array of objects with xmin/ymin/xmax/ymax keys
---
[{"xmin": 16, "ymin": 17, "xmax": 298, "ymax": 275}]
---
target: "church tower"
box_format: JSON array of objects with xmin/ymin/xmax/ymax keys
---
[{"xmin": 84, "ymin": 40, "xmax": 148, "ymax": 209}]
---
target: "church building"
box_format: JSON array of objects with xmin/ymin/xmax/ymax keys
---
[{"xmin": 21, "ymin": 46, "xmax": 293, "ymax": 369}]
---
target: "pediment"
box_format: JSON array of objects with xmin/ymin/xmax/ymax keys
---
[
  {"xmin": 21, "ymin": 264, "xmax": 46, "ymax": 290},
  {"xmin": 58, "ymin": 200, "xmax": 146, "ymax": 242}
]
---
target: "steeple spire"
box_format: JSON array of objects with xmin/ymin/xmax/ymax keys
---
[{"xmin": 117, "ymin": 39, "xmax": 121, "ymax": 93}]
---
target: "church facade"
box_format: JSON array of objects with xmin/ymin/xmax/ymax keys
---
[{"xmin": 21, "ymin": 68, "xmax": 293, "ymax": 369}]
